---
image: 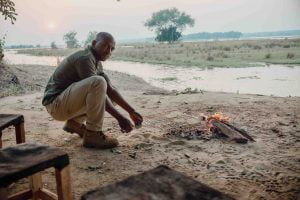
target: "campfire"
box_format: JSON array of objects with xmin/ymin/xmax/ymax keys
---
[
  {"xmin": 168, "ymin": 112, "xmax": 255, "ymax": 144},
  {"xmin": 203, "ymin": 112, "xmax": 255, "ymax": 143}
]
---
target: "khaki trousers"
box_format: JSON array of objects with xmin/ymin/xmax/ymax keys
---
[{"xmin": 45, "ymin": 76, "xmax": 107, "ymax": 131}]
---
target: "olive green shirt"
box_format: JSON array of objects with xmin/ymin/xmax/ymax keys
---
[{"xmin": 42, "ymin": 46, "xmax": 104, "ymax": 106}]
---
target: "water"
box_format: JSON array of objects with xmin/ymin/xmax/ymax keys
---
[{"xmin": 4, "ymin": 50, "xmax": 300, "ymax": 97}]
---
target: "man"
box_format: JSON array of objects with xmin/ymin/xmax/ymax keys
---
[{"xmin": 42, "ymin": 32, "xmax": 143, "ymax": 149}]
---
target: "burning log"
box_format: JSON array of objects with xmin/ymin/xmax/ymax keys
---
[
  {"xmin": 204, "ymin": 112, "xmax": 254, "ymax": 144},
  {"xmin": 211, "ymin": 120, "xmax": 248, "ymax": 144}
]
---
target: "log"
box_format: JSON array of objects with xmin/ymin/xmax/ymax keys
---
[
  {"xmin": 211, "ymin": 120, "xmax": 248, "ymax": 144},
  {"xmin": 223, "ymin": 122, "xmax": 255, "ymax": 141}
]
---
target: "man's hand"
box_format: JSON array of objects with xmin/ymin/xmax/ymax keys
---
[
  {"xmin": 118, "ymin": 116, "xmax": 133, "ymax": 133},
  {"xmin": 130, "ymin": 111, "xmax": 143, "ymax": 128}
]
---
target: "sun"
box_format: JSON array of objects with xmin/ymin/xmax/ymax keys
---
[{"xmin": 47, "ymin": 22, "xmax": 56, "ymax": 30}]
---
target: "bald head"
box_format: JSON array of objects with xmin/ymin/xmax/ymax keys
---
[
  {"xmin": 92, "ymin": 32, "xmax": 115, "ymax": 61},
  {"xmin": 95, "ymin": 32, "xmax": 114, "ymax": 43}
]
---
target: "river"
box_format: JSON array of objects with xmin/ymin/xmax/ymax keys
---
[{"xmin": 4, "ymin": 50, "xmax": 300, "ymax": 97}]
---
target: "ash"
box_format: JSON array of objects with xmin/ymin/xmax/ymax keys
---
[{"xmin": 167, "ymin": 124, "xmax": 213, "ymax": 140}]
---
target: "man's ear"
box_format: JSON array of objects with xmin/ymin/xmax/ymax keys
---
[{"xmin": 91, "ymin": 40, "xmax": 96, "ymax": 47}]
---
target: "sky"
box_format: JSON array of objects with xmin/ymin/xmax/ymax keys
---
[{"xmin": 1, "ymin": 0, "xmax": 300, "ymax": 46}]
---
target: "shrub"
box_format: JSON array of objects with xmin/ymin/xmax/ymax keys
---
[
  {"xmin": 207, "ymin": 55, "xmax": 214, "ymax": 61},
  {"xmin": 265, "ymin": 53, "xmax": 271, "ymax": 59},
  {"xmin": 287, "ymin": 53, "xmax": 294, "ymax": 59},
  {"xmin": 253, "ymin": 45, "xmax": 262, "ymax": 50},
  {"xmin": 283, "ymin": 44, "xmax": 290, "ymax": 48},
  {"xmin": 223, "ymin": 46, "xmax": 231, "ymax": 51}
]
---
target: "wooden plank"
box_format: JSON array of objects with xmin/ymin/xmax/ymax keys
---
[
  {"xmin": 30, "ymin": 173, "xmax": 42, "ymax": 200},
  {"xmin": 0, "ymin": 131, "xmax": 2, "ymax": 149},
  {"xmin": 55, "ymin": 165, "xmax": 73, "ymax": 200},
  {"xmin": 15, "ymin": 122, "xmax": 26, "ymax": 144},
  {"xmin": 0, "ymin": 187, "xmax": 8, "ymax": 200},
  {"xmin": 0, "ymin": 143, "xmax": 69, "ymax": 187},
  {"xmin": 81, "ymin": 165, "xmax": 234, "ymax": 200},
  {"xmin": 7, "ymin": 189, "xmax": 32, "ymax": 200},
  {"xmin": 37, "ymin": 188, "xmax": 58, "ymax": 200},
  {"xmin": 211, "ymin": 120, "xmax": 248, "ymax": 144},
  {"xmin": 0, "ymin": 114, "xmax": 24, "ymax": 131}
]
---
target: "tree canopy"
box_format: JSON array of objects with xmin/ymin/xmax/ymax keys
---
[
  {"xmin": 0, "ymin": 0, "xmax": 17, "ymax": 24},
  {"xmin": 63, "ymin": 31, "xmax": 79, "ymax": 48},
  {"xmin": 84, "ymin": 31, "xmax": 97, "ymax": 47},
  {"xmin": 145, "ymin": 8, "xmax": 194, "ymax": 43}
]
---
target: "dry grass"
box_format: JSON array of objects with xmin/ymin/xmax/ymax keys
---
[{"xmin": 15, "ymin": 38, "xmax": 300, "ymax": 68}]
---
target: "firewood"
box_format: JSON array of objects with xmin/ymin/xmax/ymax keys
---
[
  {"xmin": 211, "ymin": 120, "xmax": 248, "ymax": 144},
  {"xmin": 223, "ymin": 122, "xmax": 255, "ymax": 141}
]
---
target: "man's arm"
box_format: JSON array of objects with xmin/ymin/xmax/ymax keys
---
[
  {"xmin": 105, "ymin": 97, "xmax": 133, "ymax": 133},
  {"xmin": 101, "ymin": 73, "xmax": 143, "ymax": 127}
]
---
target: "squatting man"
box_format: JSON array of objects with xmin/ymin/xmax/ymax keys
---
[{"xmin": 42, "ymin": 32, "xmax": 143, "ymax": 149}]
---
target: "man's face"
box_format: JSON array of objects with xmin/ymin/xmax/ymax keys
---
[{"xmin": 92, "ymin": 37, "xmax": 115, "ymax": 61}]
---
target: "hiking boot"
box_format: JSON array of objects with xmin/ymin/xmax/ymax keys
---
[
  {"xmin": 83, "ymin": 130, "xmax": 119, "ymax": 149},
  {"xmin": 63, "ymin": 120, "xmax": 85, "ymax": 138}
]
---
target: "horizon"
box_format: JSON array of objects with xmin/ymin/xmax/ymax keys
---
[{"xmin": 1, "ymin": 0, "xmax": 300, "ymax": 46}]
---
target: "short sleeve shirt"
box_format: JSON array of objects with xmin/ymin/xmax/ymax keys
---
[{"xmin": 42, "ymin": 46, "xmax": 104, "ymax": 106}]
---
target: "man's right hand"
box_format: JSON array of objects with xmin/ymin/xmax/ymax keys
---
[{"xmin": 118, "ymin": 116, "xmax": 133, "ymax": 133}]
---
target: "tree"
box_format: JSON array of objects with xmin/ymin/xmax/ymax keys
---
[
  {"xmin": 145, "ymin": 8, "xmax": 194, "ymax": 43},
  {"xmin": 1, "ymin": 0, "xmax": 17, "ymax": 60},
  {"xmin": 63, "ymin": 31, "xmax": 79, "ymax": 48},
  {"xmin": 0, "ymin": 0, "xmax": 17, "ymax": 24},
  {"xmin": 50, "ymin": 41, "xmax": 57, "ymax": 49},
  {"xmin": 83, "ymin": 31, "xmax": 97, "ymax": 47},
  {"xmin": 0, "ymin": 34, "xmax": 5, "ymax": 60}
]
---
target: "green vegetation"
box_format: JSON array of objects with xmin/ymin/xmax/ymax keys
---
[
  {"xmin": 0, "ymin": 0, "xmax": 17, "ymax": 24},
  {"xmin": 16, "ymin": 38, "xmax": 300, "ymax": 68},
  {"xmin": 1, "ymin": 0, "xmax": 17, "ymax": 60},
  {"xmin": 111, "ymin": 38, "xmax": 300, "ymax": 67},
  {"xmin": 63, "ymin": 31, "xmax": 80, "ymax": 48},
  {"xmin": 50, "ymin": 41, "xmax": 57, "ymax": 49},
  {"xmin": 145, "ymin": 8, "xmax": 194, "ymax": 43},
  {"xmin": 161, "ymin": 77, "xmax": 178, "ymax": 82},
  {"xmin": 84, "ymin": 31, "xmax": 97, "ymax": 47},
  {"xmin": 182, "ymin": 31, "xmax": 242, "ymax": 40},
  {"xmin": 17, "ymin": 48, "xmax": 77, "ymax": 57}
]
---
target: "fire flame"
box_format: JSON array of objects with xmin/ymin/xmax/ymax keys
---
[{"xmin": 205, "ymin": 112, "xmax": 230, "ymax": 130}]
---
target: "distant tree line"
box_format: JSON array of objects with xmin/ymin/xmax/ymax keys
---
[
  {"xmin": 5, "ymin": 44, "xmax": 35, "ymax": 49},
  {"xmin": 242, "ymin": 30, "xmax": 300, "ymax": 38},
  {"xmin": 182, "ymin": 31, "xmax": 242, "ymax": 40}
]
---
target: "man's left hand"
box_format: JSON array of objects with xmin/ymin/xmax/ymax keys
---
[{"xmin": 130, "ymin": 111, "xmax": 143, "ymax": 128}]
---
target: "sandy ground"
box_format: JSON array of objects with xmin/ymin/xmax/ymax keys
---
[{"xmin": 1, "ymin": 64, "xmax": 300, "ymax": 200}]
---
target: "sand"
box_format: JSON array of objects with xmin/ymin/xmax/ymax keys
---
[{"xmin": 0, "ymin": 63, "xmax": 299, "ymax": 200}]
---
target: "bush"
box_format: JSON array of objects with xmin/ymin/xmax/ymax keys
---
[
  {"xmin": 207, "ymin": 55, "xmax": 214, "ymax": 61},
  {"xmin": 265, "ymin": 53, "xmax": 271, "ymax": 59},
  {"xmin": 283, "ymin": 44, "xmax": 290, "ymax": 48},
  {"xmin": 253, "ymin": 45, "xmax": 262, "ymax": 50},
  {"xmin": 223, "ymin": 47, "xmax": 231, "ymax": 51},
  {"xmin": 286, "ymin": 53, "xmax": 294, "ymax": 59}
]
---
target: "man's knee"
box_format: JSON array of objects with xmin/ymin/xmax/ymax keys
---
[{"xmin": 88, "ymin": 76, "xmax": 107, "ymax": 90}]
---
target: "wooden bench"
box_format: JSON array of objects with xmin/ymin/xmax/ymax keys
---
[
  {"xmin": 81, "ymin": 165, "xmax": 234, "ymax": 200},
  {"xmin": 0, "ymin": 114, "xmax": 26, "ymax": 148},
  {"xmin": 0, "ymin": 143, "xmax": 73, "ymax": 200}
]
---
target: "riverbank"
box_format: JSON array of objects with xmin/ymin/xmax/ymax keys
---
[
  {"xmin": 1, "ymin": 63, "xmax": 299, "ymax": 200},
  {"xmin": 15, "ymin": 38, "xmax": 300, "ymax": 68}
]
